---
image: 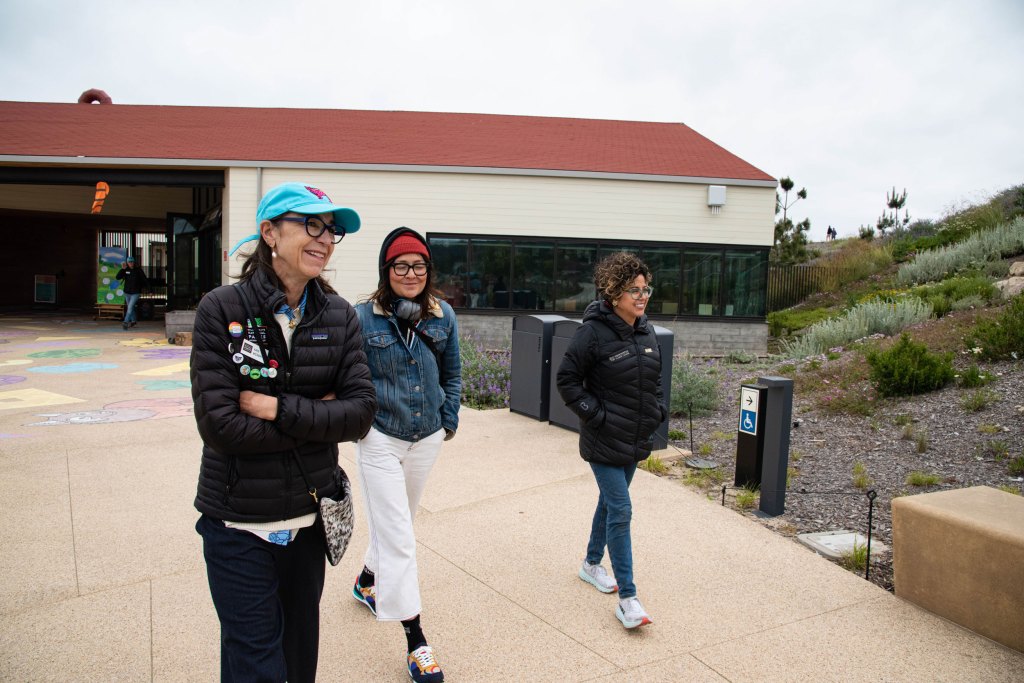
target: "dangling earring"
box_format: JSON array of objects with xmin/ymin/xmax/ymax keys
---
[{"xmin": 269, "ymin": 242, "xmax": 277, "ymax": 258}]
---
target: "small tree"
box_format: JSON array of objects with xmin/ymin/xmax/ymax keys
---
[
  {"xmin": 877, "ymin": 187, "xmax": 909, "ymax": 237},
  {"xmin": 773, "ymin": 177, "xmax": 811, "ymax": 264}
]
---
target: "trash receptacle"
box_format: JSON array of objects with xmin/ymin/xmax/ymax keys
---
[
  {"xmin": 547, "ymin": 319, "xmax": 583, "ymax": 431},
  {"xmin": 651, "ymin": 325, "xmax": 674, "ymax": 450},
  {"xmin": 509, "ymin": 314, "xmax": 567, "ymax": 420}
]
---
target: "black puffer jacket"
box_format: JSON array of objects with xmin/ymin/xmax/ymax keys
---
[
  {"xmin": 191, "ymin": 268, "xmax": 376, "ymax": 522},
  {"xmin": 556, "ymin": 300, "xmax": 666, "ymax": 466}
]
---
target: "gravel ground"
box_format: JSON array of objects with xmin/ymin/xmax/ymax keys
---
[{"xmin": 662, "ymin": 350, "xmax": 1024, "ymax": 592}]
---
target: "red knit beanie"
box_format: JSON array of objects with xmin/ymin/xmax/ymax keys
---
[{"xmin": 385, "ymin": 233, "xmax": 430, "ymax": 262}]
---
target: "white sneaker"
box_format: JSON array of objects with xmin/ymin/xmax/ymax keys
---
[
  {"xmin": 616, "ymin": 596, "xmax": 652, "ymax": 629},
  {"xmin": 579, "ymin": 561, "xmax": 618, "ymax": 593}
]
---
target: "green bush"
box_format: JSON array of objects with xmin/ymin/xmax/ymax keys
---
[
  {"xmin": 670, "ymin": 359, "xmax": 719, "ymax": 417},
  {"xmin": 958, "ymin": 365, "xmax": 992, "ymax": 388},
  {"xmin": 866, "ymin": 334, "xmax": 954, "ymax": 397},
  {"xmin": 896, "ymin": 218, "xmax": 1024, "ymax": 286},
  {"xmin": 965, "ymin": 294, "xmax": 1024, "ymax": 360},
  {"xmin": 782, "ymin": 298, "xmax": 933, "ymax": 358},
  {"xmin": 767, "ymin": 307, "xmax": 835, "ymax": 337},
  {"xmin": 910, "ymin": 275, "xmax": 998, "ymax": 318}
]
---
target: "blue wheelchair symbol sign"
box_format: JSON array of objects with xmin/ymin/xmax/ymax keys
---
[{"xmin": 739, "ymin": 409, "xmax": 757, "ymax": 435}]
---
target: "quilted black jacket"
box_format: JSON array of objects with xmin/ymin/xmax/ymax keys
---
[
  {"xmin": 556, "ymin": 300, "xmax": 666, "ymax": 466},
  {"xmin": 191, "ymin": 268, "xmax": 376, "ymax": 522}
]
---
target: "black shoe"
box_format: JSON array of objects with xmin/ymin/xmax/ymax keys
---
[
  {"xmin": 122, "ymin": 322, "xmax": 129, "ymax": 330},
  {"xmin": 129, "ymin": 321, "xmax": 137, "ymax": 328}
]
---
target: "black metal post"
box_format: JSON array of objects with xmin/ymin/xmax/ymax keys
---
[
  {"xmin": 865, "ymin": 489, "xmax": 877, "ymax": 581},
  {"xmin": 688, "ymin": 402, "xmax": 694, "ymax": 455},
  {"xmin": 721, "ymin": 484, "xmax": 727, "ymax": 506}
]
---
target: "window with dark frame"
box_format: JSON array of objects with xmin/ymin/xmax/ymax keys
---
[{"xmin": 427, "ymin": 235, "xmax": 767, "ymax": 319}]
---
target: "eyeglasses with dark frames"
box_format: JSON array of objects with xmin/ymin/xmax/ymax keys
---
[
  {"xmin": 274, "ymin": 216, "xmax": 346, "ymax": 244},
  {"xmin": 390, "ymin": 262, "xmax": 430, "ymax": 276},
  {"xmin": 627, "ymin": 286, "xmax": 654, "ymax": 299}
]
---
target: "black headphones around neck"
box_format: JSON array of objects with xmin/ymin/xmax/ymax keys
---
[{"xmin": 393, "ymin": 298, "xmax": 421, "ymax": 321}]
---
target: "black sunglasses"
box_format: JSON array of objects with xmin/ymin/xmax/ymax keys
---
[{"xmin": 275, "ymin": 216, "xmax": 345, "ymax": 244}]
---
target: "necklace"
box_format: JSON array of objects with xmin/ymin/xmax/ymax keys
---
[{"xmin": 278, "ymin": 288, "xmax": 308, "ymax": 330}]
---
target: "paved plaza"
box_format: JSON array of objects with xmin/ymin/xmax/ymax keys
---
[{"xmin": 1, "ymin": 312, "xmax": 1021, "ymax": 681}]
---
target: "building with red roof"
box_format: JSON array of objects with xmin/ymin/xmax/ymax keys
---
[{"xmin": 0, "ymin": 96, "xmax": 776, "ymax": 354}]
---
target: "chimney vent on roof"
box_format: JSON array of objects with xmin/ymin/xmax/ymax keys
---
[{"xmin": 78, "ymin": 89, "xmax": 113, "ymax": 105}]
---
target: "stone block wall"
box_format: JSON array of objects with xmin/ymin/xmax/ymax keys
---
[{"xmin": 455, "ymin": 313, "xmax": 768, "ymax": 357}]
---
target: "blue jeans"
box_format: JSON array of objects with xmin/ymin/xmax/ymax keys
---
[
  {"xmin": 124, "ymin": 293, "xmax": 141, "ymax": 324},
  {"xmin": 196, "ymin": 515, "xmax": 325, "ymax": 683},
  {"xmin": 586, "ymin": 461, "xmax": 638, "ymax": 598}
]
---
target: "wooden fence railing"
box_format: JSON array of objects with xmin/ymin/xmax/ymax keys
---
[{"xmin": 767, "ymin": 264, "xmax": 846, "ymax": 312}]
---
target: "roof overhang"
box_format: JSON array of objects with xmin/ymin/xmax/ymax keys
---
[{"xmin": 0, "ymin": 155, "xmax": 778, "ymax": 189}]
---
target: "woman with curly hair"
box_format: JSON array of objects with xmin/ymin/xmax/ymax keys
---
[{"xmin": 556, "ymin": 251, "xmax": 666, "ymax": 629}]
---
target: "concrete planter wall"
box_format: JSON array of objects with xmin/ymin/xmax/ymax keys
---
[{"xmin": 165, "ymin": 309, "xmax": 196, "ymax": 341}]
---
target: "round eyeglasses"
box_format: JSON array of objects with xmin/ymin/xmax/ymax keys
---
[
  {"xmin": 391, "ymin": 262, "xmax": 430, "ymax": 276},
  {"xmin": 627, "ymin": 286, "xmax": 654, "ymax": 299},
  {"xmin": 275, "ymin": 216, "xmax": 345, "ymax": 244}
]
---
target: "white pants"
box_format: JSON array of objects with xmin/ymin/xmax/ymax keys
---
[{"xmin": 355, "ymin": 426, "xmax": 445, "ymax": 621}]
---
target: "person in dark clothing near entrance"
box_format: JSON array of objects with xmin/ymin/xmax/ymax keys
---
[
  {"xmin": 556, "ymin": 251, "xmax": 665, "ymax": 630},
  {"xmin": 115, "ymin": 256, "xmax": 149, "ymax": 329},
  {"xmin": 190, "ymin": 182, "xmax": 376, "ymax": 683}
]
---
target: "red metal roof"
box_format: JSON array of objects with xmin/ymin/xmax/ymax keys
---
[{"xmin": 0, "ymin": 101, "xmax": 774, "ymax": 181}]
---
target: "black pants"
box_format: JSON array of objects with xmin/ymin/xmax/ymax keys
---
[{"xmin": 197, "ymin": 515, "xmax": 325, "ymax": 683}]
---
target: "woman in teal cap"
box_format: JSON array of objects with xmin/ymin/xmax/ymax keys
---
[{"xmin": 191, "ymin": 182, "xmax": 377, "ymax": 683}]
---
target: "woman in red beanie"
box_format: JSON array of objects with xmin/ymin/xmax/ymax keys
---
[{"xmin": 351, "ymin": 227, "xmax": 461, "ymax": 683}]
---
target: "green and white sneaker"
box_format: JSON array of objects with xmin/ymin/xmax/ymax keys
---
[
  {"xmin": 579, "ymin": 561, "xmax": 618, "ymax": 593},
  {"xmin": 616, "ymin": 596, "xmax": 652, "ymax": 629}
]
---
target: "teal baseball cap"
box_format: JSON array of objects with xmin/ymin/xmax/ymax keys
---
[{"xmin": 229, "ymin": 182, "xmax": 361, "ymax": 256}]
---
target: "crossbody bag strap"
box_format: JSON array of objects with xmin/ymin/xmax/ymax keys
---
[{"xmin": 289, "ymin": 447, "xmax": 319, "ymax": 504}]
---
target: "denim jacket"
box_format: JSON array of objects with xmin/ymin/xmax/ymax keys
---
[{"xmin": 355, "ymin": 298, "xmax": 461, "ymax": 441}]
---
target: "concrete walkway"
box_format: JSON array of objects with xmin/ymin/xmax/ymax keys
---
[{"xmin": 1, "ymin": 312, "xmax": 1021, "ymax": 681}]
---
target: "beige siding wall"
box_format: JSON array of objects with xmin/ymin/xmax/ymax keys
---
[
  {"xmin": 222, "ymin": 168, "xmax": 774, "ymax": 302},
  {"xmin": 0, "ymin": 183, "xmax": 192, "ymax": 218}
]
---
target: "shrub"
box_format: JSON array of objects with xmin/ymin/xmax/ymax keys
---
[
  {"xmin": 725, "ymin": 350, "xmax": 757, "ymax": 364},
  {"xmin": 909, "ymin": 275, "xmax": 999, "ymax": 317},
  {"xmin": 767, "ymin": 307, "xmax": 835, "ymax": 337},
  {"xmin": 670, "ymin": 359, "xmax": 719, "ymax": 416},
  {"xmin": 782, "ymin": 299, "xmax": 933, "ymax": 358},
  {"xmin": 961, "ymin": 389, "xmax": 996, "ymax": 412},
  {"xmin": 906, "ymin": 471, "xmax": 941, "ymax": 487},
  {"xmin": 988, "ymin": 440, "xmax": 1009, "ymax": 460},
  {"xmin": 1009, "ymin": 456, "xmax": 1024, "ymax": 476},
  {"xmin": 668, "ymin": 428, "xmax": 687, "ymax": 441},
  {"xmin": 839, "ymin": 541, "xmax": 869, "ymax": 572},
  {"xmin": 915, "ymin": 431, "xmax": 929, "ymax": 453},
  {"xmin": 896, "ymin": 217, "xmax": 1024, "ymax": 286},
  {"xmin": 852, "ymin": 461, "xmax": 872, "ymax": 490},
  {"xmin": 958, "ymin": 365, "xmax": 992, "ymax": 388},
  {"xmin": 639, "ymin": 455, "xmax": 668, "ymax": 474},
  {"xmin": 460, "ymin": 338, "xmax": 510, "ymax": 409},
  {"xmin": 865, "ymin": 334, "xmax": 954, "ymax": 397},
  {"xmin": 964, "ymin": 294, "xmax": 1024, "ymax": 360},
  {"xmin": 735, "ymin": 484, "xmax": 758, "ymax": 510},
  {"xmin": 821, "ymin": 239, "xmax": 893, "ymax": 286}
]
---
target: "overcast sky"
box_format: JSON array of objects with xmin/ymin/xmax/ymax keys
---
[{"xmin": 2, "ymin": 0, "xmax": 1022, "ymax": 240}]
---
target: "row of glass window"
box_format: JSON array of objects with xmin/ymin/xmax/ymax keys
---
[{"xmin": 426, "ymin": 236, "xmax": 768, "ymax": 318}]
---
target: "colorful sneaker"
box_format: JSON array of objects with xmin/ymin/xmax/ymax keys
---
[
  {"xmin": 579, "ymin": 561, "xmax": 618, "ymax": 593},
  {"xmin": 616, "ymin": 596, "xmax": 652, "ymax": 629},
  {"xmin": 352, "ymin": 579, "xmax": 377, "ymax": 616},
  {"xmin": 407, "ymin": 644, "xmax": 444, "ymax": 682}
]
